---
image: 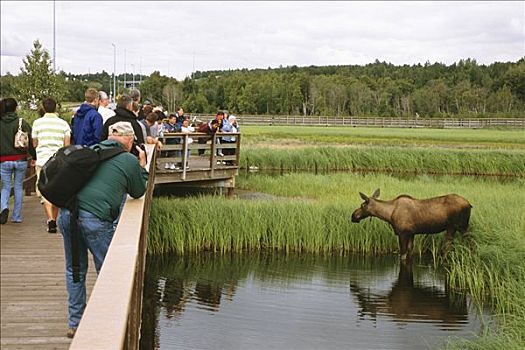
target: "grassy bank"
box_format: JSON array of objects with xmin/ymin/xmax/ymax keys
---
[
  {"xmin": 240, "ymin": 125, "xmax": 525, "ymax": 149},
  {"xmin": 148, "ymin": 173, "xmax": 524, "ymax": 349},
  {"xmin": 240, "ymin": 146, "xmax": 525, "ymax": 177}
]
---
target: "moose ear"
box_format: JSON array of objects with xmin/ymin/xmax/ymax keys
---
[
  {"xmin": 359, "ymin": 192, "xmax": 369, "ymax": 202},
  {"xmin": 372, "ymin": 188, "xmax": 380, "ymax": 198}
]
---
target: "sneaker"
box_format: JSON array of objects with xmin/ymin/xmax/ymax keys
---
[
  {"xmin": 0, "ymin": 208, "xmax": 8, "ymax": 225},
  {"xmin": 66, "ymin": 327, "xmax": 77, "ymax": 339},
  {"xmin": 169, "ymin": 163, "xmax": 176, "ymax": 170},
  {"xmin": 185, "ymin": 166, "xmax": 190, "ymax": 170},
  {"xmin": 47, "ymin": 219, "xmax": 57, "ymax": 233},
  {"xmin": 164, "ymin": 163, "xmax": 170, "ymax": 169},
  {"xmin": 217, "ymin": 152, "xmax": 224, "ymax": 157}
]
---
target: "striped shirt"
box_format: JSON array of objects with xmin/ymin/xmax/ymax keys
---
[{"xmin": 32, "ymin": 113, "xmax": 71, "ymax": 166}]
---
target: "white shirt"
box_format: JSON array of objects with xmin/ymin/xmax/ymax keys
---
[{"xmin": 98, "ymin": 105, "xmax": 116, "ymax": 124}]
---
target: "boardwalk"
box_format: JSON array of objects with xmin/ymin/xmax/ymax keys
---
[{"xmin": 0, "ymin": 196, "xmax": 96, "ymax": 350}]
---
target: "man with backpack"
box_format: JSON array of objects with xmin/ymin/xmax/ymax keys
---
[{"xmin": 56, "ymin": 121, "xmax": 148, "ymax": 338}]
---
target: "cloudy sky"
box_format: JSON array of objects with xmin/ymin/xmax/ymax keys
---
[{"xmin": 1, "ymin": 1, "xmax": 524, "ymax": 79}]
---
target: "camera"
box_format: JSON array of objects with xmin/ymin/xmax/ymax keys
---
[{"xmin": 131, "ymin": 142, "xmax": 146, "ymax": 158}]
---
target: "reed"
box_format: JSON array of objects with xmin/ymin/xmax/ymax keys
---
[{"xmin": 240, "ymin": 146, "xmax": 525, "ymax": 177}]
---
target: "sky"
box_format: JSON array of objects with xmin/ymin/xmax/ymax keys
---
[{"xmin": 1, "ymin": 1, "xmax": 524, "ymax": 79}]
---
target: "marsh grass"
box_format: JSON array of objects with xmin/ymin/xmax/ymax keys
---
[{"xmin": 240, "ymin": 146, "xmax": 525, "ymax": 177}]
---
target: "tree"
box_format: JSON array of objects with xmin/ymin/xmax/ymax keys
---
[
  {"xmin": 162, "ymin": 82, "xmax": 183, "ymax": 112},
  {"xmin": 17, "ymin": 40, "xmax": 66, "ymax": 107}
]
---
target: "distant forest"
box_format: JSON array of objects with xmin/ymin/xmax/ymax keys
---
[{"xmin": 2, "ymin": 57, "xmax": 525, "ymax": 118}]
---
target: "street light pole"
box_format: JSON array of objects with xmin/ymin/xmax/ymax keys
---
[
  {"xmin": 124, "ymin": 49, "xmax": 127, "ymax": 90},
  {"xmin": 111, "ymin": 43, "xmax": 116, "ymax": 101},
  {"xmin": 131, "ymin": 64, "xmax": 135, "ymax": 88},
  {"xmin": 53, "ymin": 0, "xmax": 56, "ymax": 72}
]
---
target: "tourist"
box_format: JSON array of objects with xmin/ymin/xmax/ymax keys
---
[
  {"xmin": 32, "ymin": 98, "xmax": 71, "ymax": 232},
  {"xmin": 162, "ymin": 114, "xmax": 181, "ymax": 170},
  {"xmin": 57, "ymin": 121, "xmax": 148, "ymax": 339},
  {"xmin": 97, "ymin": 91, "xmax": 115, "ymax": 124},
  {"xmin": 143, "ymin": 112, "xmax": 163, "ymax": 150},
  {"xmin": 221, "ymin": 115, "xmax": 239, "ymax": 164},
  {"xmin": 180, "ymin": 118, "xmax": 195, "ymax": 169},
  {"xmin": 0, "ymin": 98, "xmax": 36, "ymax": 225},
  {"xmin": 71, "ymin": 88, "xmax": 103, "ymax": 146},
  {"xmin": 197, "ymin": 119, "xmax": 219, "ymax": 156},
  {"xmin": 175, "ymin": 106, "xmax": 186, "ymax": 125},
  {"xmin": 101, "ymin": 94, "xmax": 145, "ymax": 145},
  {"xmin": 129, "ymin": 88, "xmax": 144, "ymax": 120},
  {"xmin": 213, "ymin": 112, "xmax": 225, "ymax": 157}
]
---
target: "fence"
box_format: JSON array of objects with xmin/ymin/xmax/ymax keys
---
[{"xmin": 192, "ymin": 115, "xmax": 525, "ymax": 129}]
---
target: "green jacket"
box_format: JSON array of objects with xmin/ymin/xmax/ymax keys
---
[
  {"xmin": 77, "ymin": 140, "xmax": 149, "ymax": 222},
  {"xmin": 0, "ymin": 112, "xmax": 36, "ymax": 159}
]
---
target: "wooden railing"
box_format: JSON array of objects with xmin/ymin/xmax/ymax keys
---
[
  {"xmin": 192, "ymin": 115, "xmax": 525, "ymax": 129},
  {"xmin": 69, "ymin": 144, "xmax": 157, "ymax": 350},
  {"xmin": 157, "ymin": 132, "xmax": 241, "ymax": 180}
]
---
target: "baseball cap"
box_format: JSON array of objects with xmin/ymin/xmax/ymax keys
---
[{"xmin": 109, "ymin": 121, "xmax": 135, "ymax": 136}]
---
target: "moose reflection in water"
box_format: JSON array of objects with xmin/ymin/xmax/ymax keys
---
[
  {"xmin": 140, "ymin": 253, "xmax": 483, "ymax": 350},
  {"xmin": 351, "ymin": 189, "xmax": 472, "ymax": 260},
  {"xmin": 350, "ymin": 260, "xmax": 469, "ymax": 330}
]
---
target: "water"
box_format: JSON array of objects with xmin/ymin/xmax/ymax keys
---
[{"xmin": 140, "ymin": 253, "xmax": 490, "ymax": 350}]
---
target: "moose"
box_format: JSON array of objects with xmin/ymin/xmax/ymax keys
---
[{"xmin": 351, "ymin": 189, "xmax": 472, "ymax": 260}]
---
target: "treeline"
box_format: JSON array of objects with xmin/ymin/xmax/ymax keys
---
[
  {"xmin": 1, "ymin": 41, "xmax": 524, "ymax": 118},
  {"xmin": 145, "ymin": 59, "xmax": 525, "ymax": 118}
]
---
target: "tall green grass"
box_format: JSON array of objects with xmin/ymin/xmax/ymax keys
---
[{"xmin": 240, "ymin": 146, "xmax": 525, "ymax": 177}]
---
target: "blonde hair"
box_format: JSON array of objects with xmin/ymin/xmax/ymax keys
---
[{"xmin": 85, "ymin": 88, "xmax": 99, "ymax": 103}]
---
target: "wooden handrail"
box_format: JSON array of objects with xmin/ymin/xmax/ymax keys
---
[{"xmin": 70, "ymin": 144, "xmax": 157, "ymax": 350}]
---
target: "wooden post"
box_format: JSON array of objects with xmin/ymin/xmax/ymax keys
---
[
  {"xmin": 182, "ymin": 134, "xmax": 188, "ymax": 180},
  {"xmin": 210, "ymin": 134, "xmax": 216, "ymax": 178},
  {"xmin": 235, "ymin": 133, "xmax": 241, "ymax": 166}
]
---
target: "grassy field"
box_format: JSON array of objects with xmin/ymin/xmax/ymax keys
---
[{"xmin": 240, "ymin": 125, "xmax": 525, "ymax": 149}]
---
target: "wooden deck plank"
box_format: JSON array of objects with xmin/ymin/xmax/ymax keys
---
[{"xmin": 1, "ymin": 196, "xmax": 97, "ymax": 349}]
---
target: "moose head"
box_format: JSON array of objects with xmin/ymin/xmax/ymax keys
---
[{"xmin": 351, "ymin": 188, "xmax": 380, "ymax": 223}]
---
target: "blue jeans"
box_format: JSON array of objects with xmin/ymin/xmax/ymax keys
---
[
  {"xmin": 57, "ymin": 208, "xmax": 115, "ymax": 328},
  {"xmin": 0, "ymin": 160, "xmax": 28, "ymax": 222}
]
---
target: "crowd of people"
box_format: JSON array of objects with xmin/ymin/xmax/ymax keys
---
[{"xmin": 0, "ymin": 87, "xmax": 240, "ymax": 339}]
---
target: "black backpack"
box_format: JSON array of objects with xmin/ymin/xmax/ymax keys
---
[{"xmin": 38, "ymin": 144, "xmax": 126, "ymax": 208}]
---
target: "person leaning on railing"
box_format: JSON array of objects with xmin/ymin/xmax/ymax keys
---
[
  {"xmin": 0, "ymin": 98, "xmax": 36, "ymax": 224},
  {"xmin": 221, "ymin": 115, "xmax": 239, "ymax": 165},
  {"xmin": 197, "ymin": 119, "xmax": 220, "ymax": 156},
  {"xmin": 57, "ymin": 121, "xmax": 148, "ymax": 339}
]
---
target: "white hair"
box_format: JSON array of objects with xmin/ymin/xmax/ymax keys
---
[{"xmin": 99, "ymin": 91, "xmax": 109, "ymax": 100}]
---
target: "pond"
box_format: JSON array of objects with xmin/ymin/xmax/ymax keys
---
[{"xmin": 140, "ymin": 253, "xmax": 490, "ymax": 350}]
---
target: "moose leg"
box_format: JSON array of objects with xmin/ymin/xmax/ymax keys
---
[
  {"xmin": 407, "ymin": 234, "xmax": 415, "ymax": 258},
  {"xmin": 398, "ymin": 235, "xmax": 409, "ymax": 261},
  {"xmin": 442, "ymin": 227, "xmax": 455, "ymax": 256}
]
